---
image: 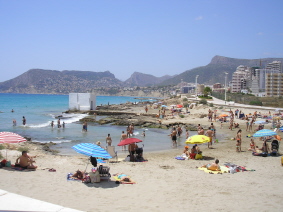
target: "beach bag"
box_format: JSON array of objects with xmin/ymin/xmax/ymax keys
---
[
  {"xmin": 5, "ymin": 161, "xmax": 11, "ymax": 167},
  {"xmin": 195, "ymin": 154, "xmax": 203, "ymax": 160},
  {"xmin": 262, "ymin": 152, "xmax": 268, "ymax": 157},
  {"xmin": 89, "ymin": 171, "xmax": 100, "ymax": 183}
]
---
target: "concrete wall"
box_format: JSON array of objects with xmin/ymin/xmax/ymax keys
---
[{"xmin": 69, "ymin": 93, "xmax": 96, "ymax": 111}]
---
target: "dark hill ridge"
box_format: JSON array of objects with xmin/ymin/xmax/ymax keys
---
[
  {"xmin": 124, "ymin": 72, "xmax": 173, "ymax": 87},
  {"xmin": 0, "ymin": 69, "xmax": 123, "ymax": 94},
  {"xmin": 159, "ymin": 55, "xmax": 283, "ymax": 85}
]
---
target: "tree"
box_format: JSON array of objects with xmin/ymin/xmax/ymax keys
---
[{"xmin": 203, "ymin": 87, "xmax": 212, "ymax": 97}]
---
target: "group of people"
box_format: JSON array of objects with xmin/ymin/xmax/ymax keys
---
[{"xmin": 51, "ymin": 118, "xmax": 65, "ymax": 128}]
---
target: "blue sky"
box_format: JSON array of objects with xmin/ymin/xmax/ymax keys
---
[{"xmin": 1, "ymin": 0, "xmax": 283, "ymax": 82}]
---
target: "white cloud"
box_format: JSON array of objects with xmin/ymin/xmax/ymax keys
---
[{"xmin": 195, "ymin": 16, "xmax": 203, "ymax": 21}]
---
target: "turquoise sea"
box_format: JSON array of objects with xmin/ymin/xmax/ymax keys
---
[{"xmin": 0, "ymin": 93, "xmax": 198, "ymax": 155}]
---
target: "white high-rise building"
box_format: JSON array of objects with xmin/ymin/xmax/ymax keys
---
[{"xmin": 266, "ymin": 61, "xmax": 282, "ymax": 72}]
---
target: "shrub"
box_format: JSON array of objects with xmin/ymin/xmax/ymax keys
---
[
  {"xmin": 179, "ymin": 114, "xmax": 185, "ymax": 118},
  {"xmin": 17, "ymin": 146, "xmax": 29, "ymax": 153},
  {"xmin": 183, "ymin": 98, "xmax": 188, "ymax": 101},
  {"xmin": 249, "ymin": 100, "xmax": 263, "ymax": 106},
  {"xmin": 0, "ymin": 144, "xmax": 5, "ymax": 150},
  {"xmin": 209, "ymin": 103, "xmax": 214, "ymax": 107},
  {"xmin": 199, "ymin": 99, "xmax": 208, "ymax": 105}
]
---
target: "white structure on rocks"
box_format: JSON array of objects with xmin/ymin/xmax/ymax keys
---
[{"xmin": 69, "ymin": 93, "xmax": 96, "ymax": 111}]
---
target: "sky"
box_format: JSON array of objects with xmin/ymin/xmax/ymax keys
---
[{"xmin": 1, "ymin": 0, "xmax": 283, "ymax": 82}]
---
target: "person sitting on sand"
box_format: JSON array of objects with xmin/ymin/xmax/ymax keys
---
[
  {"xmin": 201, "ymin": 159, "xmax": 221, "ymax": 171},
  {"xmin": 113, "ymin": 173, "xmax": 134, "ymax": 183},
  {"xmin": 183, "ymin": 146, "xmax": 190, "ymax": 156},
  {"xmin": 248, "ymin": 138, "xmax": 256, "ymax": 151},
  {"xmin": 15, "ymin": 151, "xmax": 37, "ymax": 169}
]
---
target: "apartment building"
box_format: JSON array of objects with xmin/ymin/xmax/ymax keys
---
[{"xmin": 265, "ymin": 72, "xmax": 283, "ymax": 97}]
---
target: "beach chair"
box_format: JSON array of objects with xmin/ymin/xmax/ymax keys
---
[
  {"xmin": 98, "ymin": 165, "xmax": 111, "ymax": 181},
  {"xmin": 106, "ymin": 146, "xmax": 118, "ymax": 161}
]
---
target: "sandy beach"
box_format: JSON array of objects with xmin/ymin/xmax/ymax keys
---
[{"xmin": 0, "ymin": 100, "xmax": 283, "ymax": 212}]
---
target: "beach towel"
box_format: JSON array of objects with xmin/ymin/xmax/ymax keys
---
[
  {"xmin": 66, "ymin": 173, "xmax": 81, "ymax": 181},
  {"xmin": 198, "ymin": 166, "xmax": 230, "ymax": 174},
  {"xmin": 113, "ymin": 175, "xmax": 136, "ymax": 184},
  {"xmin": 175, "ymin": 156, "xmax": 186, "ymax": 160}
]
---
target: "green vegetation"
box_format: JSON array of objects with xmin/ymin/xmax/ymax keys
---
[
  {"xmin": 209, "ymin": 103, "xmax": 214, "ymax": 107},
  {"xmin": 0, "ymin": 144, "xmax": 5, "ymax": 150},
  {"xmin": 17, "ymin": 146, "xmax": 29, "ymax": 153},
  {"xmin": 179, "ymin": 114, "xmax": 185, "ymax": 118},
  {"xmin": 199, "ymin": 99, "xmax": 208, "ymax": 105},
  {"xmin": 183, "ymin": 98, "xmax": 188, "ymax": 101},
  {"xmin": 249, "ymin": 100, "xmax": 263, "ymax": 106}
]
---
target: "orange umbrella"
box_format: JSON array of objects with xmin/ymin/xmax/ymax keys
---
[{"xmin": 219, "ymin": 114, "xmax": 228, "ymax": 117}]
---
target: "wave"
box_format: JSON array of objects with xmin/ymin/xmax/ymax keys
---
[
  {"xmin": 27, "ymin": 113, "xmax": 88, "ymax": 128},
  {"xmin": 32, "ymin": 139, "xmax": 73, "ymax": 144}
]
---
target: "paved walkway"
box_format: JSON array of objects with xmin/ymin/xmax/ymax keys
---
[{"xmin": 0, "ymin": 189, "xmax": 84, "ymax": 212}]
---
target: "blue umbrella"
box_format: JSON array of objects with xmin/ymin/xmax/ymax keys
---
[
  {"xmin": 254, "ymin": 120, "xmax": 268, "ymax": 124},
  {"xmin": 279, "ymin": 127, "xmax": 283, "ymax": 132},
  {"xmin": 161, "ymin": 105, "xmax": 167, "ymax": 107},
  {"xmin": 72, "ymin": 143, "xmax": 112, "ymax": 159},
  {"xmin": 253, "ymin": 129, "xmax": 277, "ymax": 137}
]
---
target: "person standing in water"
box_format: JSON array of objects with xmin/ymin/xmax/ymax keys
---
[
  {"xmin": 106, "ymin": 134, "xmax": 112, "ymax": 146},
  {"xmin": 22, "ymin": 116, "xmax": 26, "ymax": 125}
]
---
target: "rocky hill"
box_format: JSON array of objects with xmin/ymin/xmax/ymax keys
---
[
  {"xmin": 160, "ymin": 55, "xmax": 283, "ymax": 85},
  {"xmin": 0, "ymin": 69, "xmax": 123, "ymax": 94},
  {"xmin": 124, "ymin": 72, "xmax": 173, "ymax": 87}
]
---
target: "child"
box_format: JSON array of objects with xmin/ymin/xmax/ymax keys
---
[
  {"xmin": 185, "ymin": 129, "xmax": 189, "ymax": 139},
  {"xmin": 141, "ymin": 130, "xmax": 146, "ymax": 137},
  {"xmin": 236, "ymin": 140, "xmax": 241, "ymax": 152}
]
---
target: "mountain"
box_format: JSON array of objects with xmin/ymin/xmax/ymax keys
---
[
  {"xmin": 0, "ymin": 69, "xmax": 123, "ymax": 94},
  {"xmin": 124, "ymin": 72, "xmax": 173, "ymax": 87},
  {"xmin": 159, "ymin": 55, "xmax": 283, "ymax": 85}
]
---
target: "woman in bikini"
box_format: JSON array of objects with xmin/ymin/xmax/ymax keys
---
[{"xmin": 248, "ymin": 138, "xmax": 256, "ymax": 151}]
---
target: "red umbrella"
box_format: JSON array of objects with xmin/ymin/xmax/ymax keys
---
[
  {"xmin": 176, "ymin": 104, "xmax": 183, "ymax": 108},
  {"xmin": 117, "ymin": 138, "xmax": 142, "ymax": 146},
  {"xmin": 0, "ymin": 132, "xmax": 27, "ymax": 159}
]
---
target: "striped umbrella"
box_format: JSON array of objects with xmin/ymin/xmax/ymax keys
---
[
  {"xmin": 0, "ymin": 132, "xmax": 27, "ymax": 144},
  {"xmin": 253, "ymin": 129, "xmax": 277, "ymax": 137},
  {"xmin": 72, "ymin": 143, "xmax": 112, "ymax": 159},
  {"xmin": 0, "ymin": 132, "xmax": 27, "ymax": 159},
  {"xmin": 279, "ymin": 127, "xmax": 283, "ymax": 132}
]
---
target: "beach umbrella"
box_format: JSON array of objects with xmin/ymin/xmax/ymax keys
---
[
  {"xmin": 170, "ymin": 105, "xmax": 176, "ymax": 107},
  {"xmin": 219, "ymin": 114, "xmax": 228, "ymax": 117},
  {"xmin": 117, "ymin": 138, "xmax": 142, "ymax": 146},
  {"xmin": 72, "ymin": 143, "xmax": 112, "ymax": 159},
  {"xmin": 0, "ymin": 132, "xmax": 27, "ymax": 159},
  {"xmin": 252, "ymin": 129, "xmax": 277, "ymax": 138},
  {"xmin": 176, "ymin": 104, "xmax": 183, "ymax": 108},
  {"xmin": 185, "ymin": 135, "xmax": 210, "ymax": 144},
  {"xmin": 279, "ymin": 127, "xmax": 283, "ymax": 132},
  {"xmin": 161, "ymin": 105, "xmax": 167, "ymax": 108}
]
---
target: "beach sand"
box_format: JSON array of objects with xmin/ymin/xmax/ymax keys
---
[{"xmin": 0, "ymin": 103, "xmax": 282, "ymax": 212}]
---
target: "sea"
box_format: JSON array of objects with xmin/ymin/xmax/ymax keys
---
[{"xmin": 0, "ymin": 93, "xmax": 198, "ymax": 156}]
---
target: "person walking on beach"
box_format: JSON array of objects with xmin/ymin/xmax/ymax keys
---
[
  {"xmin": 120, "ymin": 131, "xmax": 127, "ymax": 151},
  {"xmin": 106, "ymin": 134, "xmax": 112, "ymax": 146},
  {"xmin": 22, "ymin": 116, "xmax": 26, "ymax": 125},
  {"xmin": 205, "ymin": 127, "xmax": 214, "ymax": 148}
]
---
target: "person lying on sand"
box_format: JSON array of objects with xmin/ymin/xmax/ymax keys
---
[
  {"xmin": 200, "ymin": 159, "xmax": 221, "ymax": 171},
  {"xmin": 15, "ymin": 151, "xmax": 37, "ymax": 169},
  {"xmin": 71, "ymin": 170, "xmax": 85, "ymax": 180},
  {"xmin": 113, "ymin": 173, "xmax": 134, "ymax": 183}
]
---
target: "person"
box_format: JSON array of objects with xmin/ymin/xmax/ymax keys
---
[
  {"xmin": 177, "ymin": 125, "xmax": 182, "ymax": 137},
  {"xmin": 201, "ymin": 159, "xmax": 221, "ymax": 171},
  {"xmin": 245, "ymin": 118, "xmax": 250, "ymax": 131},
  {"xmin": 106, "ymin": 134, "xmax": 112, "ymax": 146},
  {"xmin": 261, "ymin": 139, "xmax": 270, "ymax": 153},
  {"xmin": 71, "ymin": 170, "xmax": 85, "ymax": 180},
  {"xmin": 198, "ymin": 127, "xmax": 204, "ymax": 135},
  {"xmin": 82, "ymin": 122, "xmax": 87, "ymax": 132},
  {"xmin": 120, "ymin": 131, "xmax": 127, "ymax": 151},
  {"xmin": 62, "ymin": 122, "xmax": 65, "ymax": 128},
  {"xmin": 128, "ymin": 142, "xmax": 138, "ymax": 155},
  {"xmin": 170, "ymin": 127, "xmax": 177, "ymax": 147},
  {"xmin": 205, "ymin": 127, "xmax": 213, "ymax": 148},
  {"xmin": 51, "ymin": 120, "xmax": 54, "ymax": 128},
  {"xmin": 141, "ymin": 130, "xmax": 146, "ymax": 137},
  {"xmin": 248, "ymin": 138, "xmax": 256, "ymax": 151},
  {"xmin": 145, "ymin": 105, "xmax": 148, "ymax": 113},
  {"xmin": 15, "ymin": 151, "xmax": 37, "ymax": 169},
  {"xmin": 210, "ymin": 123, "xmax": 216, "ymax": 138},
  {"xmin": 11, "ymin": 109, "xmax": 14, "ymax": 112},
  {"xmin": 12, "ymin": 119, "xmax": 17, "ymax": 126},
  {"xmin": 22, "ymin": 116, "xmax": 26, "ymax": 125},
  {"xmin": 236, "ymin": 129, "xmax": 242, "ymax": 152},
  {"xmin": 96, "ymin": 141, "xmax": 104, "ymax": 149},
  {"xmin": 189, "ymin": 145, "xmax": 198, "ymax": 159},
  {"xmin": 185, "ymin": 129, "xmax": 189, "ymax": 139},
  {"xmin": 57, "ymin": 118, "xmax": 61, "ymax": 128},
  {"xmin": 183, "ymin": 146, "xmax": 190, "ymax": 157},
  {"xmin": 113, "ymin": 173, "xmax": 134, "ymax": 183}
]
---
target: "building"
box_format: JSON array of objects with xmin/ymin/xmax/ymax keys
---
[
  {"xmin": 265, "ymin": 73, "xmax": 283, "ymax": 97},
  {"xmin": 231, "ymin": 66, "xmax": 250, "ymax": 93},
  {"xmin": 266, "ymin": 61, "xmax": 282, "ymax": 72},
  {"xmin": 69, "ymin": 93, "xmax": 96, "ymax": 111}
]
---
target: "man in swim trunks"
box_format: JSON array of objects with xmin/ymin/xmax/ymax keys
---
[
  {"xmin": 15, "ymin": 151, "xmax": 37, "ymax": 169},
  {"xmin": 201, "ymin": 159, "xmax": 220, "ymax": 171},
  {"xmin": 205, "ymin": 127, "xmax": 214, "ymax": 148},
  {"xmin": 170, "ymin": 127, "xmax": 177, "ymax": 147}
]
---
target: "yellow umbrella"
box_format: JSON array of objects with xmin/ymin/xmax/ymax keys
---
[{"xmin": 185, "ymin": 135, "xmax": 210, "ymax": 144}]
